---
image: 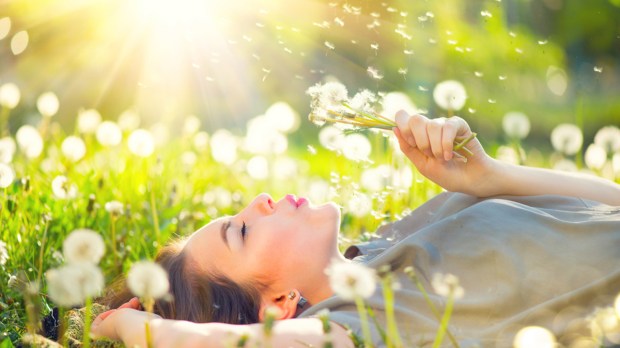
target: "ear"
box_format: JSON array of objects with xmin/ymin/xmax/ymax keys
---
[{"xmin": 258, "ymin": 289, "xmax": 301, "ymax": 322}]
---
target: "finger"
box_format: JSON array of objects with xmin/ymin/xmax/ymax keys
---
[
  {"xmin": 410, "ymin": 114, "xmax": 431, "ymax": 157},
  {"xmin": 119, "ymin": 297, "xmax": 141, "ymax": 310},
  {"xmin": 91, "ymin": 310, "xmax": 116, "ymax": 337},
  {"xmin": 394, "ymin": 128, "xmax": 425, "ymax": 167},
  {"xmin": 426, "ymin": 118, "xmax": 446, "ymax": 160},
  {"xmin": 394, "ymin": 110, "xmax": 416, "ymax": 148},
  {"xmin": 442, "ymin": 118, "xmax": 460, "ymax": 160}
]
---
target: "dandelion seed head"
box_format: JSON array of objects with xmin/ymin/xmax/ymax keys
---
[
  {"xmin": 594, "ymin": 126, "xmax": 620, "ymax": 153},
  {"xmin": 245, "ymin": 116, "xmax": 288, "ymax": 155},
  {"xmin": 15, "ymin": 125, "xmax": 43, "ymax": 158},
  {"xmin": 183, "ymin": 115, "xmax": 201, "ymax": 136},
  {"xmin": 0, "ymin": 240, "xmax": 8, "ymax": 265},
  {"xmin": 327, "ymin": 262, "xmax": 377, "ymax": 300},
  {"xmin": 502, "ymin": 112, "xmax": 530, "ymax": 139},
  {"xmin": 306, "ymin": 81, "xmax": 348, "ymax": 111},
  {"xmin": 193, "ymin": 131, "xmax": 209, "ymax": 152},
  {"xmin": 265, "ymin": 102, "xmax": 300, "ymax": 133},
  {"xmin": 551, "ymin": 123, "xmax": 583, "ymax": 156},
  {"xmin": 96, "ymin": 121, "xmax": 123, "ymax": 147},
  {"xmin": 319, "ymin": 126, "xmax": 346, "ymax": 151},
  {"xmin": 246, "ymin": 155, "xmax": 269, "ymax": 180},
  {"xmin": 342, "ymin": 134, "xmax": 371, "ymax": 162},
  {"xmin": 63, "ymin": 229, "xmax": 105, "ymax": 264},
  {"xmin": 77, "ymin": 109, "xmax": 102, "ymax": 134},
  {"xmin": 127, "ymin": 129, "xmax": 155, "ymax": 157},
  {"xmin": 210, "ymin": 129, "xmax": 238, "ymax": 165},
  {"xmin": 105, "ymin": 201, "xmax": 124, "ymax": 217},
  {"xmin": 349, "ymin": 90, "xmax": 378, "ymax": 114},
  {"xmin": 431, "ymin": 273, "xmax": 464, "ymax": 299},
  {"xmin": 117, "ymin": 110, "xmax": 141, "ymax": 131},
  {"xmin": 46, "ymin": 263, "xmax": 104, "ymax": 307},
  {"xmin": 513, "ymin": 326, "xmax": 556, "ymax": 348},
  {"xmin": 127, "ymin": 260, "xmax": 170, "ymax": 300},
  {"xmin": 585, "ymin": 144, "xmax": 607, "ymax": 170},
  {"xmin": 433, "ymin": 80, "xmax": 467, "ymax": 111},
  {"xmin": 546, "ymin": 66, "xmax": 568, "ymax": 96},
  {"xmin": 36, "ymin": 92, "xmax": 60, "ymax": 117},
  {"xmin": 61, "ymin": 136, "xmax": 86, "ymax": 162},
  {"xmin": 381, "ymin": 92, "xmax": 417, "ymax": 121},
  {"xmin": 0, "ymin": 83, "xmax": 20, "ymax": 109},
  {"xmin": 347, "ymin": 193, "xmax": 372, "ymax": 217},
  {"xmin": 51, "ymin": 175, "xmax": 78, "ymax": 199},
  {"xmin": 0, "ymin": 137, "xmax": 16, "ymax": 163},
  {"xmin": 0, "ymin": 163, "xmax": 14, "ymax": 189}
]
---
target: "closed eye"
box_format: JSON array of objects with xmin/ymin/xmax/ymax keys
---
[{"xmin": 240, "ymin": 221, "xmax": 247, "ymax": 241}]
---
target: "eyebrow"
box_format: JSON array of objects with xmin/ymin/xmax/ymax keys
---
[{"xmin": 220, "ymin": 220, "xmax": 231, "ymax": 250}]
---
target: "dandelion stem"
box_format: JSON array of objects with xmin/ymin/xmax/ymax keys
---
[
  {"xmin": 36, "ymin": 221, "xmax": 50, "ymax": 286},
  {"xmin": 432, "ymin": 293, "xmax": 455, "ymax": 348},
  {"xmin": 110, "ymin": 217, "xmax": 118, "ymax": 270},
  {"xmin": 453, "ymin": 133, "xmax": 477, "ymax": 153},
  {"xmin": 354, "ymin": 296, "xmax": 374, "ymax": 348},
  {"xmin": 59, "ymin": 307, "xmax": 68, "ymax": 348},
  {"xmin": 149, "ymin": 185, "xmax": 161, "ymax": 249},
  {"xmin": 83, "ymin": 296, "xmax": 93, "ymax": 348},
  {"xmin": 381, "ymin": 274, "xmax": 403, "ymax": 348}
]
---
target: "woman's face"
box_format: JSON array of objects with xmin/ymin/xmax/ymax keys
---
[{"xmin": 184, "ymin": 193, "xmax": 342, "ymax": 291}]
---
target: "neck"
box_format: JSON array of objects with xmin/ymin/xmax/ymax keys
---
[{"xmin": 298, "ymin": 253, "xmax": 350, "ymax": 308}]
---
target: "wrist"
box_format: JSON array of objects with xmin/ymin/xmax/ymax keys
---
[{"xmin": 469, "ymin": 157, "xmax": 507, "ymax": 197}]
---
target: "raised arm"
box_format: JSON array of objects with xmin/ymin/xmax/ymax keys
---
[
  {"xmin": 393, "ymin": 111, "xmax": 620, "ymax": 206},
  {"xmin": 91, "ymin": 308, "xmax": 354, "ymax": 348}
]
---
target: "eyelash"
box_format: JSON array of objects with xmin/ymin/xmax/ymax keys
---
[{"xmin": 240, "ymin": 221, "xmax": 247, "ymax": 240}]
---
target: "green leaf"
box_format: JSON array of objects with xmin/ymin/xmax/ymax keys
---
[{"xmin": 0, "ymin": 338, "xmax": 15, "ymax": 348}]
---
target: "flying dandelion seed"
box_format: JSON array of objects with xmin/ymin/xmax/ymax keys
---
[
  {"xmin": 334, "ymin": 17, "xmax": 344, "ymax": 26},
  {"xmin": 367, "ymin": 66, "xmax": 384, "ymax": 80},
  {"xmin": 538, "ymin": 40, "xmax": 548, "ymax": 45},
  {"xmin": 307, "ymin": 145, "xmax": 317, "ymax": 155},
  {"xmin": 61, "ymin": 136, "xmax": 86, "ymax": 162},
  {"xmin": 36, "ymin": 92, "xmax": 60, "ymax": 118},
  {"xmin": 404, "ymin": 49, "xmax": 414, "ymax": 55},
  {"xmin": 324, "ymin": 41, "xmax": 335, "ymax": 50},
  {"xmin": 0, "ymin": 163, "xmax": 15, "ymax": 188},
  {"xmin": 481, "ymin": 10, "xmax": 492, "ymax": 17},
  {"xmin": 594, "ymin": 66, "xmax": 603, "ymax": 73},
  {"xmin": 326, "ymin": 262, "xmax": 377, "ymax": 300},
  {"xmin": 0, "ymin": 83, "xmax": 20, "ymax": 109}
]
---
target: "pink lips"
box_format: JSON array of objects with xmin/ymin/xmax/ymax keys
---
[{"xmin": 285, "ymin": 194, "xmax": 307, "ymax": 208}]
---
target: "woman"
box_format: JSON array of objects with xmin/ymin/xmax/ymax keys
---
[{"xmin": 91, "ymin": 111, "xmax": 620, "ymax": 347}]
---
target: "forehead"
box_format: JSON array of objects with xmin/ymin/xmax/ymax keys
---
[{"xmin": 184, "ymin": 217, "xmax": 229, "ymax": 267}]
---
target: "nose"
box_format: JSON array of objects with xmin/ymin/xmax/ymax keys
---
[{"xmin": 241, "ymin": 193, "xmax": 274, "ymax": 218}]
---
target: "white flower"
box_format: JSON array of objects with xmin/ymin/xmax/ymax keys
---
[
  {"xmin": 326, "ymin": 262, "xmax": 377, "ymax": 300},
  {"xmin": 433, "ymin": 80, "xmax": 467, "ymax": 111},
  {"xmin": 183, "ymin": 115, "xmax": 201, "ymax": 136},
  {"xmin": 96, "ymin": 121, "xmax": 122, "ymax": 147},
  {"xmin": 513, "ymin": 326, "xmax": 556, "ymax": 348},
  {"xmin": 246, "ymin": 155, "xmax": 269, "ymax": 180},
  {"xmin": 0, "ymin": 137, "xmax": 16, "ymax": 163},
  {"xmin": 594, "ymin": 126, "xmax": 620, "ymax": 153},
  {"xmin": 431, "ymin": 273, "xmax": 464, "ymax": 299},
  {"xmin": 61, "ymin": 136, "xmax": 86, "ymax": 162},
  {"xmin": 0, "ymin": 240, "xmax": 8, "ymax": 265},
  {"xmin": 117, "ymin": 110, "xmax": 140, "ymax": 131},
  {"xmin": 0, "ymin": 162, "xmax": 14, "ymax": 188},
  {"xmin": 210, "ymin": 129, "xmax": 237, "ymax": 165},
  {"xmin": 51, "ymin": 175, "xmax": 78, "ymax": 199},
  {"xmin": 63, "ymin": 229, "xmax": 105, "ymax": 264},
  {"xmin": 77, "ymin": 109, "xmax": 102, "ymax": 134},
  {"xmin": 264, "ymin": 102, "xmax": 300, "ymax": 133},
  {"xmin": 551, "ymin": 123, "xmax": 583, "ymax": 156},
  {"xmin": 16, "ymin": 125, "xmax": 44, "ymax": 159},
  {"xmin": 127, "ymin": 129, "xmax": 155, "ymax": 157},
  {"xmin": 319, "ymin": 126, "xmax": 346, "ymax": 151},
  {"xmin": 46, "ymin": 263, "xmax": 104, "ymax": 307},
  {"xmin": 0, "ymin": 83, "xmax": 20, "ymax": 109},
  {"xmin": 502, "ymin": 112, "xmax": 530, "ymax": 139},
  {"xmin": 37, "ymin": 92, "xmax": 60, "ymax": 117},
  {"xmin": 349, "ymin": 89, "xmax": 379, "ymax": 114},
  {"xmin": 342, "ymin": 133, "xmax": 371, "ymax": 162},
  {"xmin": 585, "ymin": 144, "xmax": 607, "ymax": 170},
  {"xmin": 105, "ymin": 201, "xmax": 124, "ymax": 217},
  {"xmin": 127, "ymin": 261, "xmax": 170, "ymax": 300}
]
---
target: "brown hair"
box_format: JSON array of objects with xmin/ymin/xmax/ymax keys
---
[{"xmin": 102, "ymin": 240, "xmax": 265, "ymax": 324}]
